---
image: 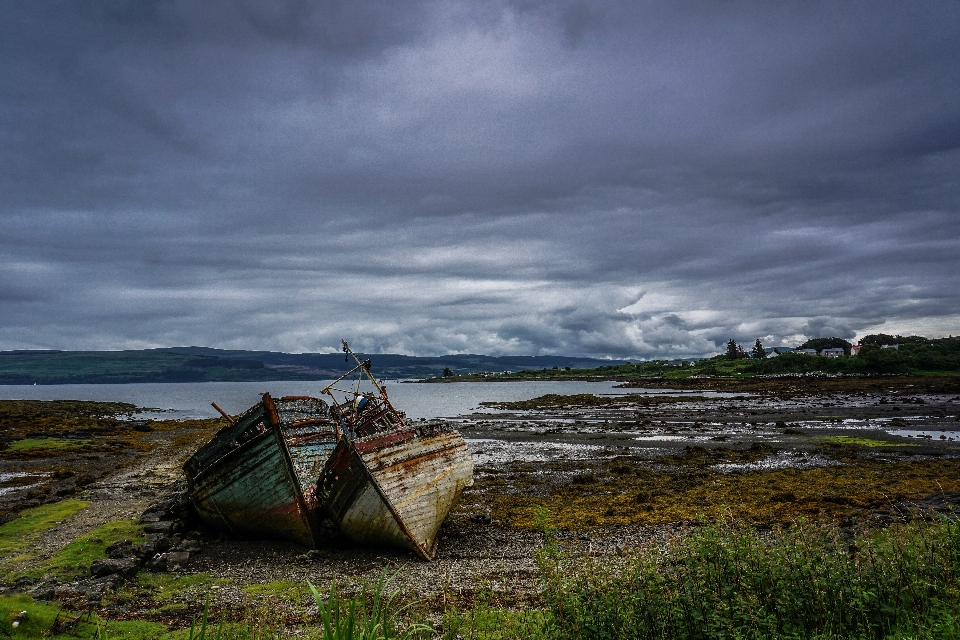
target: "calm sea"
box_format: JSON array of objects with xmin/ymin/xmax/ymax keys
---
[{"xmin": 0, "ymin": 380, "xmax": 670, "ymax": 420}]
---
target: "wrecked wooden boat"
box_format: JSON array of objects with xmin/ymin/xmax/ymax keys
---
[
  {"xmin": 184, "ymin": 394, "xmax": 337, "ymax": 548},
  {"xmin": 318, "ymin": 341, "xmax": 474, "ymax": 559}
]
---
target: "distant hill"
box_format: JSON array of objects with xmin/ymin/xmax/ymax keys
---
[{"xmin": 0, "ymin": 347, "xmax": 626, "ymax": 385}]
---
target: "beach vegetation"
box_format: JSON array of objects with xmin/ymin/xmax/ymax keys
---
[
  {"xmin": 6, "ymin": 438, "xmax": 92, "ymax": 453},
  {"xmin": 0, "ymin": 500, "xmax": 89, "ymax": 561},
  {"xmin": 9, "ymin": 517, "xmax": 960, "ymax": 639},
  {"xmin": 9, "ymin": 518, "xmax": 145, "ymax": 583},
  {"xmin": 536, "ymin": 515, "xmax": 960, "ymax": 640}
]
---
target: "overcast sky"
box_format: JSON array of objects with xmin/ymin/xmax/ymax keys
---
[{"xmin": 1, "ymin": 1, "xmax": 958, "ymax": 358}]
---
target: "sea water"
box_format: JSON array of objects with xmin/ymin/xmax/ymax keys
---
[{"xmin": 0, "ymin": 380, "xmax": 648, "ymax": 421}]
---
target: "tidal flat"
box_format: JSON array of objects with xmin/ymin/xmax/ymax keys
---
[{"xmin": 1, "ymin": 376, "xmax": 959, "ymax": 635}]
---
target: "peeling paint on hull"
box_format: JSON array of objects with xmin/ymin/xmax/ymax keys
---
[
  {"xmin": 320, "ymin": 426, "xmax": 474, "ymax": 559},
  {"xmin": 185, "ymin": 395, "xmax": 336, "ymax": 547}
]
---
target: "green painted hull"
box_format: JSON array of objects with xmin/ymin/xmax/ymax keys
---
[{"xmin": 185, "ymin": 395, "xmax": 336, "ymax": 547}]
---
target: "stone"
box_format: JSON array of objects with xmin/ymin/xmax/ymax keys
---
[
  {"xmin": 143, "ymin": 520, "xmax": 175, "ymax": 534},
  {"xmin": 107, "ymin": 541, "xmax": 134, "ymax": 559},
  {"xmin": 105, "ymin": 539, "xmax": 132, "ymax": 554},
  {"xmin": 90, "ymin": 557, "xmax": 140, "ymax": 579},
  {"xmin": 13, "ymin": 576, "xmax": 37, "ymax": 590},
  {"xmin": 144, "ymin": 553, "xmax": 167, "ymax": 572},
  {"xmin": 164, "ymin": 551, "xmax": 190, "ymax": 569},
  {"xmin": 150, "ymin": 535, "xmax": 172, "ymax": 552},
  {"xmin": 177, "ymin": 539, "xmax": 202, "ymax": 553},
  {"xmin": 295, "ymin": 549, "xmax": 328, "ymax": 562},
  {"xmin": 12, "ymin": 611, "xmax": 28, "ymax": 628},
  {"xmin": 28, "ymin": 584, "xmax": 56, "ymax": 601}
]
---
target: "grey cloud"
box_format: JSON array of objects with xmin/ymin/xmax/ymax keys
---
[{"xmin": 0, "ymin": 1, "xmax": 957, "ymax": 357}]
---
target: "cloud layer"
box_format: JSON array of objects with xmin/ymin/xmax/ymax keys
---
[{"xmin": 2, "ymin": 1, "xmax": 958, "ymax": 358}]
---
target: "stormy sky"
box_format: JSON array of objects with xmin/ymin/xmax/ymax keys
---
[{"xmin": 1, "ymin": 1, "xmax": 958, "ymax": 358}]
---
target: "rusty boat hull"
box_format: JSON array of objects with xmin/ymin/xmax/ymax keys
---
[
  {"xmin": 184, "ymin": 395, "xmax": 337, "ymax": 548},
  {"xmin": 319, "ymin": 425, "xmax": 474, "ymax": 559}
]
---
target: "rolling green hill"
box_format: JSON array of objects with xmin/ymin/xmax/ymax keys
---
[{"xmin": 0, "ymin": 348, "xmax": 625, "ymax": 384}]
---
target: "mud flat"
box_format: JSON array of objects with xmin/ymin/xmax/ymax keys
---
[{"xmin": 1, "ymin": 376, "xmax": 959, "ymax": 632}]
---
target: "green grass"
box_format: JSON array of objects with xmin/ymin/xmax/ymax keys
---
[
  {"xmin": 6, "ymin": 438, "xmax": 91, "ymax": 453},
  {"xmin": 0, "ymin": 593, "xmax": 169, "ymax": 639},
  {"xmin": 537, "ymin": 517, "xmax": 960, "ymax": 640},
  {"xmin": 7, "ymin": 507, "xmax": 960, "ymax": 639},
  {"xmin": 815, "ymin": 435, "xmax": 919, "ymax": 448},
  {"xmin": 7, "ymin": 517, "xmax": 960, "ymax": 640},
  {"xmin": 440, "ymin": 600, "xmax": 553, "ymax": 640},
  {"xmin": 133, "ymin": 573, "xmax": 233, "ymax": 602},
  {"xmin": 243, "ymin": 580, "xmax": 311, "ymax": 603},
  {"xmin": 0, "ymin": 500, "xmax": 89, "ymax": 559},
  {"xmin": 310, "ymin": 571, "xmax": 431, "ymax": 640},
  {"xmin": 14, "ymin": 519, "xmax": 146, "ymax": 582}
]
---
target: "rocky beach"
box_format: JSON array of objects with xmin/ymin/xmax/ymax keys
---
[{"xmin": 2, "ymin": 376, "xmax": 960, "ymax": 633}]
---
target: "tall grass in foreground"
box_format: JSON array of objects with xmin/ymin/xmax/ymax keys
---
[
  {"xmin": 309, "ymin": 572, "xmax": 430, "ymax": 640},
  {"xmin": 537, "ymin": 517, "xmax": 960, "ymax": 640}
]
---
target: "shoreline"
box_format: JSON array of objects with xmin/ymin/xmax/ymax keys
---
[{"xmin": 2, "ymin": 376, "xmax": 960, "ymax": 631}]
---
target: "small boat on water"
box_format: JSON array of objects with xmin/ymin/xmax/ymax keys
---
[
  {"xmin": 184, "ymin": 394, "xmax": 337, "ymax": 548},
  {"xmin": 318, "ymin": 341, "xmax": 474, "ymax": 559}
]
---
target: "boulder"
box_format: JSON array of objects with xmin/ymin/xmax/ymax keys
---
[
  {"xmin": 165, "ymin": 551, "xmax": 190, "ymax": 570},
  {"xmin": 143, "ymin": 520, "xmax": 176, "ymax": 534},
  {"xmin": 90, "ymin": 557, "xmax": 140, "ymax": 579}
]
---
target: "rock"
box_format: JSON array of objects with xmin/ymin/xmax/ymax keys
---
[
  {"xmin": 164, "ymin": 551, "xmax": 190, "ymax": 570},
  {"xmin": 143, "ymin": 520, "xmax": 176, "ymax": 534},
  {"xmin": 144, "ymin": 553, "xmax": 167, "ymax": 572},
  {"xmin": 90, "ymin": 557, "xmax": 140, "ymax": 579},
  {"xmin": 106, "ymin": 540, "xmax": 135, "ymax": 559},
  {"xmin": 295, "ymin": 549, "xmax": 328, "ymax": 563},
  {"xmin": 11, "ymin": 610, "xmax": 27, "ymax": 628},
  {"xmin": 177, "ymin": 539, "xmax": 202, "ymax": 553},
  {"xmin": 28, "ymin": 584, "xmax": 56, "ymax": 601},
  {"xmin": 13, "ymin": 576, "xmax": 37, "ymax": 590},
  {"xmin": 54, "ymin": 483, "xmax": 77, "ymax": 497},
  {"xmin": 71, "ymin": 575, "xmax": 123, "ymax": 602},
  {"xmin": 105, "ymin": 539, "xmax": 132, "ymax": 554},
  {"xmin": 148, "ymin": 535, "xmax": 172, "ymax": 552}
]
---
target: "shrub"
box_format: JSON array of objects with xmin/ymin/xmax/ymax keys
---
[{"xmin": 539, "ymin": 518, "xmax": 960, "ymax": 640}]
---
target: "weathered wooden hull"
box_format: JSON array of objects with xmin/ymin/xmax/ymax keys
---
[
  {"xmin": 184, "ymin": 395, "xmax": 336, "ymax": 547},
  {"xmin": 320, "ymin": 426, "xmax": 474, "ymax": 559}
]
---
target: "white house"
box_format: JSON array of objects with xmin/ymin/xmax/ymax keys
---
[
  {"xmin": 796, "ymin": 349, "xmax": 818, "ymax": 355},
  {"xmin": 765, "ymin": 347, "xmax": 794, "ymax": 357}
]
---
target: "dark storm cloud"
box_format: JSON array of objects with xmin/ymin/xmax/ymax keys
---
[{"xmin": 1, "ymin": 1, "xmax": 958, "ymax": 357}]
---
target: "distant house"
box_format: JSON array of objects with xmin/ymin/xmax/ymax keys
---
[
  {"xmin": 821, "ymin": 348, "xmax": 845, "ymax": 358},
  {"xmin": 765, "ymin": 347, "xmax": 794, "ymax": 357},
  {"xmin": 850, "ymin": 345, "xmax": 862, "ymax": 356},
  {"xmin": 796, "ymin": 349, "xmax": 818, "ymax": 355},
  {"xmin": 667, "ymin": 359, "xmax": 685, "ymax": 366},
  {"xmin": 881, "ymin": 344, "xmax": 899, "ymax": 350}
]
